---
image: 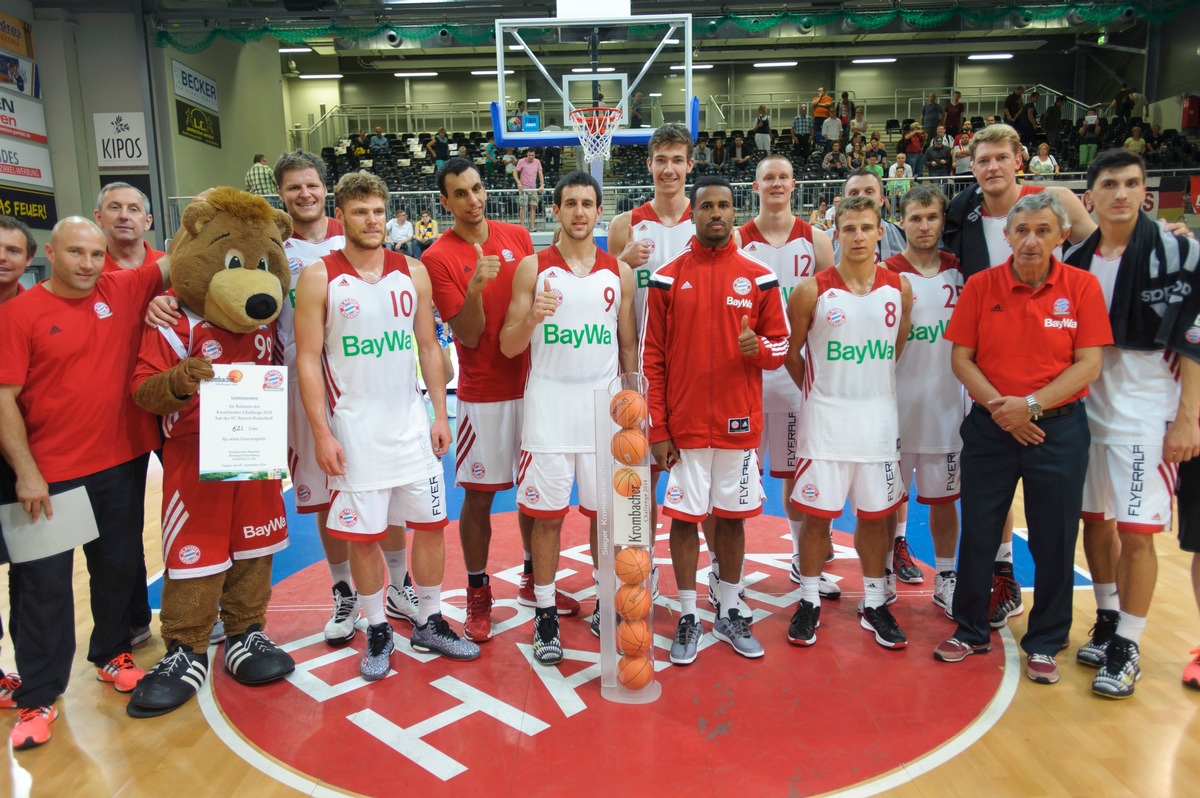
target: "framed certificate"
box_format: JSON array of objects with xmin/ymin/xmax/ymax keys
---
[{"xmin": 198, "ymin": 364, "xmax": 289, "ymax": 481}]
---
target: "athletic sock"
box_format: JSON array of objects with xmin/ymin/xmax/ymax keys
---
[
  {"xmin": 788, "ymin": 519, "xmax": 803, "ymax": 557},
  {"xmin": 995, "ymin": 540, "xmax": 1014, "ymax": 568},
  {"xmin": 895, "ymin": 521, "xmax": 907, "ymax": 540},
  {"xmin": 935, "ymin": 556, "xmax": 956, "ymax": 574},
  {"xmin": 382, "ymin": 547, "xmax": 408, "ymax": 588},
  {"xmin": 679, "ymin": 589, "xmax": 697, "ymax": 619},
  {"xmin": 360, "ymin": 588, "xmax": 386, "ymax": 626},
  {"xmin": 534, "ymin": 581, "xmax": 556, "ymax": 611},
  {"xmin": 886, "ymin": 549, "xmax": 895, "ymax": 573},
  {"xmin": 329, "ymin": 559, "xmax": 352, "ymax": 588},
  {"xmin": 718, "ymin": 580, "xmax": 741, "ymax": 619},
  {"xmin": 799, "ymin": 574, "xmax": 821, "ymax": 607},
  {"xmin": 1094, "ymin": 582, "xmax": 1120, "ymax": 612},
  {"xmin": 415, "ymin": 582, "xmax": 442, "ymax": 625},
  {"xmin": 523, "ymin": 550, "xmax": 533, "ymax": 576},
  {"xmin": 467, "ymin": 570, "xmax": 488, "ymax": 589},
  {"xmin": 1116, "ymin": 611, "xmax": 1147, "ymax": 645},
  {"xmin": 863, "ymin": 576, "xmax": 887, "ymax": 610}
]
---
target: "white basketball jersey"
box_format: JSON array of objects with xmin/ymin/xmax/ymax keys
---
[
  {"xmin": 630, "ymin": 202, "xmax": 694, "ymax": 334},
  {"xmin": 524, "ymin": 246, "xmax": 622, "ymax": 452},
  {"xmin": 322, "ymin": 249, "xmax": 440, "ymax": 490},
  {"xmin": 799, "ymin": 266, "xmax": 904, "ymax": 462},
  {"xmin": 739, "ymin": 218, "xmax": 817, "ymax": 413},
  {"xmin": 887, "ymin": 252, "xmax": 964, "ymax": 454},
  {"xmin": 279, "ymin": 219, "xmax": 346, "ymax": 366}
]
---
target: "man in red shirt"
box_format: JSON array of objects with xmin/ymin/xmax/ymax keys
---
[
  {"xmin": 94, "ymin": 183, "xmax": 163, "ymax": 273},
  {"xmin": 0, "ymin": 217, "xmax": 170, "ymax": 749},
  {"xmin": 422, "ymin": 158, "xmax": 578, "ymax": 643},
  {"xmin": 643, "ymin": 175, "xmax": 789, "ymax": 665},
  {"xmin": 934, "ymin": 192, "xmax": 1112, "ymax": 686}
]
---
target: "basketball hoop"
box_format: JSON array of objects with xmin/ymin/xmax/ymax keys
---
[{"xmin": 570, "ymin": 106, "xmax": 623, "ymax": 163}]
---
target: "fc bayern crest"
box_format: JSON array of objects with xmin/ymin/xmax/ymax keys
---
[
  {"xmin": 296, "ymin": 485, "xmax": 311, "ymax": 502},
  {"xmin": 471, "ymin": 463, "xmax": 486, "ymax": 479},
  {"xmin": 263, "ymin": 369, "xmax": 285, "ymax": 390},
  {"xmin": 666, "ymin": 485, "xmax": 684, "ymax": 504},
  {"xmin": 826, "ymin": 308, "xmax": 847, "ymax": 327},
  {"xmin": 288, "ymin": 257, "xmax": 304, "ymax": 275},
  {"xmin": 339, "ymin": 298, "xmax": 361, "ymax": 319},
  {"xmin": 1187, "ymin": 326, "xmax": 1200, "ymax": 345},
  {"xmin": 201, "ymin": 339, "xmax": 223, "ymax": 359},
  {"xmin": 732, "ymin": 277, "xmax": 752, "ymax": 296},
  {"xmin": 93, "ymin": 302, "xmax": 113, "ymax": 319},
  {"xmin": 338, "ymin": 508, "xmax": 358, "ymax": 527},
  {"xmin": 1053, "ymin": 297, "xmax": 1071, "ymax": 316},
  {"xmin": 179, "ymin": 544, "xmax": 202, "ymax": 565},
  {"xmin": 551, "ymin": 289, "xmax": 564, "ymax": 306},
  {"xmin": 524, "ymin": 487, "xmax": 540, "ymax": 504},
  {"xmin": 801, "ymin": 484, "xmax": 819, "ymax": 501}
]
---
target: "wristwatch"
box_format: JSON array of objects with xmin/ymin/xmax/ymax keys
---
[{"xmin": 1025, "ymin": 394, "xmax": 1043, "ymax": 421}]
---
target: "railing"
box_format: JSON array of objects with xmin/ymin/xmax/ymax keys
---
[{"xmin": 896, "ymin": 84, "xmax": 1098, "ymax": 130}]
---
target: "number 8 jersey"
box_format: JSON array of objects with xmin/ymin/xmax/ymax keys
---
[
  {"xmin": 799, "ymin": 266, "xmax": 904, "ymax": 462},
  {"xmin": 322, "ymin": 249, "xmax": 440, "ymax": 492}
]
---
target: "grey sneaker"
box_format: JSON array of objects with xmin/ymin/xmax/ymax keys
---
[
  {"xmin": 669, "ymin": 614, "xmax": 702, "ymax": 666},
  {"xmin": 385, "ymin": 576, "xmax": 420, "ymax": 624},
  {"xmin": 411, "ymin": 613, "xmax": 481, "ymax": 661},
  {"xmin": 712, "ymin": 609, "xmax": 764, "ymax": 659},
  {"xmin": 324, "ymin": 581, "xmax": 359, "ymax": 645},
  {"xmin": 532, "ymin": 608, "xmax": 564, "ymax": 665},
  {"xmin": 1078, "ymin": 609, "xmax": 1120, "ymax": 667},
  {"xmin": 360, "ymin": 622, "xmax": 395, "ymax": 681},
  {"xmin": 933, "ymin": 570, "xmax": 956, "ymax": 618}
]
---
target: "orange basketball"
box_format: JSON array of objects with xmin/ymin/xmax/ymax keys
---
[
  {"xmin": 610, "ymin": 390, "xmax": 647, "ymax": 428},
  {"xmin": 616, "ymin": 620, "xmax": 652, "ymax": 657},
  {"xmin": 612, "ymin": 467, "xmax": 642, "ymax": 498},
  {"xmin": 614, "ymin": 583, "xmax": 651, "ymax": 621},
  {"xmin": 614, "ymin": 546, "xmax": 651, "ymax": 585},
  {"xmin": 611, "ymin": 429, "xmax": 648, "ymax": 465},
  {"xmin": 617, "ymin": 654, "xmax": 654, "ymax": 690}
]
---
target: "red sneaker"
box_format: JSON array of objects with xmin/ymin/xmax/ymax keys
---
[
  {"xmin": 1183, "ymin": 647, "xmax": 1200, "ymax": 690},
  {"xmin": 0, "ymin": 672, "xmax": 20, "ymax": 709},
  {"xmin": 517, "ymin": 573, "xmax": 581, "ymax": 616},
  {"xmin": 464, "ymin": 583, "xmax": 494, "ymax": 642},
  {"xmin": 11, "ymin": 705, "xmax": 56, "ymax": 750},
  {"xmin": 96, "ymin": 652, "xmax": 146, "ymax": 693}
]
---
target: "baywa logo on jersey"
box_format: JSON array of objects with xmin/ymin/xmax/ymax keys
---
[
  {"xmin": 339, "ymin": 508, "xmax": 359, "ymax": 528},
  {"xmin": 826, "ymin": 308, "xmax": 847, "ymax": 327},
  {"xmin": 732, "ymin": 276, "xmax": 753, "ymax": 296},
  {"xmin": 288, "ymin": 257, "xmax": 304, "ymax": 275},
  {"xmin": 340, "ymin": 298, "xmax": 361, "ymax": 319},
  {"xmin": 94, "ymin": 301, "xmax": 113, "ymax": 319},
  {"xmin": 471, "ymin": 462, "xmax": 486, "ymax": 479},
  {"xmin": 244, "ymin": 515, "xmax": 286, "ymax": 539},
  {"xmin": 543, "ymin": 323, "xmax": 612, "ymax": 348},
  {"xmin": 179, "ymin": 544, "xmax": 202, "ymax": 565},
  {"xmin": 1186, "ymin": 326, "xmax": 1200, "ymax": 345},
  {"xmin": 665, "ymin": 485, "xmax": 684, "ymax": 504},
  {"xmin": 201, "ymin": 339, "xmax": 224, "ymax": 359},
  {"xmin": 524, "ymin": 486, "xmax": 540, "ymax": 505},
  {"xmin": 296, "ymin": 484, "xmax": 311, "ymax": 502},
  {"xmin": 262, "ymin": 369, "xmax": 285, "ymax": 390},
  {"xmin": 1053, "ymin": 297, "xmax": 1071, "ymax": 316},
  {"xmin": 800, "ymin": 484, "xmax": 819, "ymax": 502}
]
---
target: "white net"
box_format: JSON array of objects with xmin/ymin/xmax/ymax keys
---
[{"xmin": 569, "ymin": 106, "xmax": 623, "ymax": 163}]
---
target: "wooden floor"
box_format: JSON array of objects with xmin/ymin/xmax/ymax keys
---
[{"xmin": 3, "ymin": 459, "xmax": 1200, "ymax": 797}]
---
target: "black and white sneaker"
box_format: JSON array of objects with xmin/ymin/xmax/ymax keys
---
[
  {"xmin": 1078, "ymin": 609, "xmax": 1119, "ymax": 667},
  {"xmin": 411, "ymin": 613, "xmax": 481, "ymax": 661},
  {"xmin": 126, "ymin": 644, "xmax": 209, "ymax": 718},
  {"xmin": 224, "ymin": 624, "xmax": 295, "ymax": 684},
  {"xmin": 533, "ymin": 608, "xmax": 564, "ymax": 665},
  {"xmin": 787, "ymin": 600, "xmax": 820, "ymax": 647},
  {"xmin": 861, "ymin": 604, "xmax": 907, "ymax": 649},
  {"xmin": 385, "ymin": 575, "xmax": 420, "ymax": 625},
  {"xmin": 1092, "ymin": 635, "xmax": 1141, "ymax": 699},
  {"xmin": 324, "ymin": 580, "xmax": 359, "ymax": 645}
]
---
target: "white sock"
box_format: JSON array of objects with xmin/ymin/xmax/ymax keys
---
[
  {"xmin": 534, "ymin": 581, "xmax": 556, "ymax": 610},
  {"xmin": 360, "ymin": 587, "xmax": 386, "ymax": 626},
  {"xmin": 895, "ymin": 521, "xmax": 907, "ymax": 540},
  {"xmin": 1094, "ymin": 582, "xmax": 1120, "ymax": 612},
  {"xmin": 1116, "ymin": 611, "xmax": 1147, "ymax": 645},
  {"xmin": 679, "ymin": 589, "xmax": 697, "ymax": 618},
  {"xmin": 935, "ymin": 556, "xmax": 956, "ymax": 574},
  {"xmin": 329, "ymin": 559, "xmax": 352, "ymax": 588},
  {"xmin": 416, "ymin": 582, "xmax": 442, "ymax": 625},
  {"xmin": 863, "ymin": 576, "xmax": 887, "ymax": 609},
  {"xmin": 886, "ymin": 549, "xmax": 895, "ymax": 573},
  {"xmin": 382, "ymin": 547, "xmax": 408, "ymax": 588},
  {"xmin": 799, "ymin": 574, "xmax": 821, "ymax": 607},
  {"xmin": 995, "ymin": 540, "xmax": 1014, "ymax": 564},
  {"xmin": 788, "ymin": 519, "xmax": 803, "ymax": 557},
  {"xmin": 718, "ymin": 580, "xmax": 742, "ymax": 618}
]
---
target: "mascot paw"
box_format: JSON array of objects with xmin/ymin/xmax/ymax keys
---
[
  {"xmin": 126, "ymin": 645, "xmax": 210, "ymax": 718},
  {"xmin": 224, "ymin": 625, "xmax": 296, "ymax": 685}
]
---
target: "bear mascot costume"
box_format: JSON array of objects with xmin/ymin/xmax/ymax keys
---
[{"xmin": 128, "ymin": 188, "xmax": 296, "ymax": 717}]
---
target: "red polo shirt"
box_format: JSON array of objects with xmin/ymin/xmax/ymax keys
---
[
  {"xmin": 103, "ymin": 241, "xmax": 165, "ymax": 274},
  {"xmin": 945, "ymin": 257, "xmax": 1112, "ymax": 407}
]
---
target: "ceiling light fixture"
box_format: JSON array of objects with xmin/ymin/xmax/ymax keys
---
[
  {"xmin": 852, "ymin": 58, "xmax": 897, "ymax": 64},
  {"xmin": 967, "ymin": 53, "xmax": 1014, "ymax": 60},
  {"xmin": 299, "ymin": 73, "xmax": 343, "ymax": 79},
  {"xmin": 753, "ymin": 61, "xmax": 798, "ymax": 68},
  {"xmin": 394, "ymin": 72, "xmax": 438, "ymax": 77}
]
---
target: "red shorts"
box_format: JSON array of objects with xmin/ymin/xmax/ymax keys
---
[{"xmin": 161, "ymin": 435, "xmax": 289, "ymax": 579}]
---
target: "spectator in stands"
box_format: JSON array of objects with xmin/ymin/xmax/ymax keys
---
[
  {"xmin": 752, "ymin": 105, "xmax": 772, "ymax": 154},
  {"xmin": 1079, "ymin": 117, "xmax": 1102, "ymax": 166},
  {"xmin": 513, "ymin": 148, "xmax": 544, "ymax": 232},
  {"xmin": 711, "ymin": 137, "xmax": 727, "ymax": 173},
  {"xmin": 864, "ymin": 151, "xmax": 885, "ymax": 183},
  {"xmin": 1128, "ymin": 89, "xmax": 1149, "ymax": 121},
  {"xmin": 821, "ymin": 114, "xmax": 843, "ymax": 153},
  {"xmin": 792, "ymin": 105, "xmax": 813, "ymax": 160},
  {"xmin": 1110, "ymin": 82, "xmax": 1132, "ymax": 121},
  {"xmin": 836, "ymin": 92, "xmax": 856, "ymax": 139},
  {"xmin": 631, "ymin": 92, "xmax": 645, "ymax": 128},
  {"xmin": 925, "ymin": 135, "xmax": 952, "ymax": 178},
  {"xmin": 1147, "ymin": 124, "xmax": 1164, "ymax": 151},
  {"xmin": 483, "ymin": 135, "xmax": 500, "ymax": 174},
  {"xmin": 902, "ymin": 122, "xmax": 925, "ymax": 176},
  {"xmin": 369, "ymin": 125, "xmax": 389, "ymax": 156},
  {"xmin": 244, "ymin": 154, "xmax": 277, "ymax": 197},
  {"xmin": 944, "ymin": 91, "xmax": 966, "ymax": 136},
  {"xmin": 809, "ymin": 199, "xmax": 829, "ymax": 230},
  {"xmin": 929, "ymin": 124, "xmax": 952, "ymax": 150},
  {"xmin": 848, "ymin": 141, "xmax": 866, "ymax": 170},
  {"xmin": 693, "ymin": 137, "xmax": 713, "ymax": 174},
  {"xmin": 1015, "ymin": 91, "xmax": 1040, "ymax": 148},
  {"xmin": 1124, "ymin": 126, "xmax": 1153, "ymax": 158},
  {"xmin": 414, "ymin": 209, "xmax": 439, "ymax": 254},
  {"xmin": 811, "ymin": 87, "xmax": 834, "ymax": 142},
  {"xmin": 502, "ymin": 147, "xmax": 517, "ymax": 175},
  {"xmin": 427, "ymin": 128, "xmax": 451, "ymax": 170},
  {"xmin": 385, "ymin": 207, "xmax": 417, "ymax": 256},
  {"xmin": 825, "ymin": 195, "xmax": 840, "ymax": 227},
  {"xmin": 864, "ymin": 133, "xmax": 888, "ymax": 169},
  {"xmin": 1028, "ymin": 142, "xmax": 1059, "ymax": 179},
  {"xmin": 728, "ymin": 134, "xmax": 753, "ymax": 178},
  {"xmin": 921, "ymin": 92, "xmax": 944, "ymax": 144},
  {"xmin": 822, "ymin": 140, "xmax": 850, "ymax": 180},
  {"xmin": 849, "ymin": 107, "xmax": 869, "ymax": 141},
  {"xmin": 888, "ymin": 153, "xmax": 914, "ymax": 210},
  {"xmin": 542, "ymin": 117, "xmax": 563, "ymax": 172},
  {"xmin": 354, "ymin": 128, "xmax": 367, "ymax": 147},
  {"xmin": 1003, "ymin": 86, "xmax": 1025, "ymax": 124},
  {"xmin": 954, "ymin": 121, "xmax": 975, "ymax": 177},
  {"xmin": 985, "ymin": 115, "xmax": 999, "ymax": 127},
  {"xmin": 1041, "ymin": 96, "xmax": 1065, "ymax": 148}
]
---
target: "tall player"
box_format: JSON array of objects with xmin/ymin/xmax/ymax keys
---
[
  {"xmin": 884, "ymin": 186, "xmax": 964, "ymax": 614},
  {"xmin": 294, "ymin": 172, "xmax": 479, "ymax": 679},
  {"xmin": 423, "ymin": 158, "xmax": 578, "ymax": 644},
  {"xmin": 785, "ymin": 195, "xmax": 913, "ymax": 650},
  {"xmin": 499, "ymin": 171, "xmax": 637, "ymax": 664},
  {"xmin": 736, "ymin": 154, "xmax": 838, "ymax": 599}
]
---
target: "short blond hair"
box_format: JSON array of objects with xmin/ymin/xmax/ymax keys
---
[
  {"xmin": 334, "ymin": 172, "xmax": 389, "ymax": 211},
  {"xmin": 969, "ymin": 123, "xmax": 1021, "ymax": 157}
]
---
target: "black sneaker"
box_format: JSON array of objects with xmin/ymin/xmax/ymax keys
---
[
  {"xmin": 1077, "ymin": 609, "xmax": 1119, "ymax": 667},
  {"xmin": 787, "ymin": 600, "xmax": 820, "ymax": 647},
  {"xmin": 861, "ymin": 604, "xmax": 907, "ymax": 649},
  {"xmin": 589, "ymin": 599, "xmax": 601, "ymax": 638},
  {"xmin": 533, "ymin": 608, "xmax": 564, "ymax": 665},
  {"xmin": 224, "ymin": 624, "xmax": 296, "ymax": 685},
  {"xmin": 126, "ymin": 644, "xmax": 209, "ymax": 718},
  {"xmin": 893, "ymin": 537, "xmax": 924, "ymax": 584}
]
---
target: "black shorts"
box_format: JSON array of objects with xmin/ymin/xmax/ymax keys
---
[{"xmin": 1178, "ymin": 455, "xmax": 1200, "ymax": 553}]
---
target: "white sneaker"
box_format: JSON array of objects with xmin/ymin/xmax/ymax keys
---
[
  {"xmin": 933, "ymin": 570, "xmax": 956, "ymax": 618},
  {"xmin": 385, "ymin": 576, "xmax": 419, "ymax": 624},
  {"xmin": 706, "ymin": 569, "xmax": 750, "ymax": 616},
  {"xmin": 324, "ymin": 580, "xmax": 359, "ymax": 645}
]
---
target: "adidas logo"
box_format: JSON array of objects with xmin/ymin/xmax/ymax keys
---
[
  {"xmin": 826, "ymin": 291, "xmax": 836, "ymax": 298},
  {"xmin": 49, "ymin": 325, "xmax": 62, "ymax": 334},
  {"xmin": 338, "ymin": 277, "xmax": 350, "ymax": 286},
  {"xmin": 990, "ymin": 304, "xmax": 1003, "ymax": 312},
  {"xmin": 1151, "ymin": 513, "xmax": 1162, "ymax": 521},
  {"xmin": 681, "ymin": 281, "xmax": 693, "ymax": 289}
]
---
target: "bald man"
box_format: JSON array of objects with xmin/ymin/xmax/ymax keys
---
[{"xmin": 0, "ymin": 217, "xmax": 170, "ymax": 750}]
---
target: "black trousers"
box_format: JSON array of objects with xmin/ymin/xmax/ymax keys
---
[
  {"xmin": 951, "ymin": 404, "xmax": 1089, "ymax": 656},
  {"xmin": 1178, "ymin": 454, "xmax": 1200, "ymax": 553},
  {"xmin": 11, "ymin": 454, "xmax": 149, "ymax": 708}
]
